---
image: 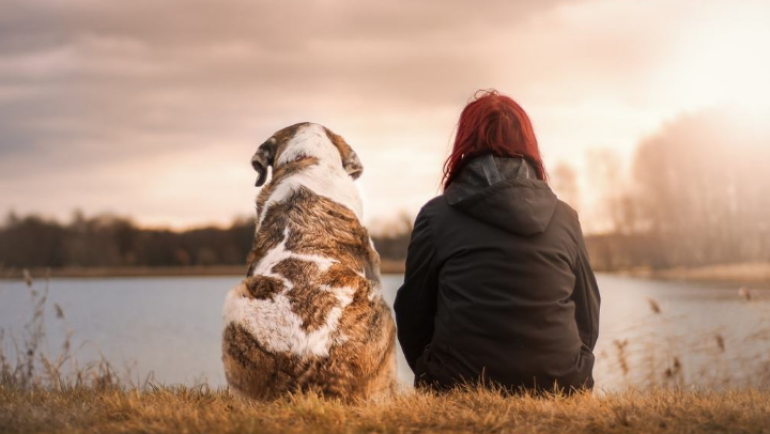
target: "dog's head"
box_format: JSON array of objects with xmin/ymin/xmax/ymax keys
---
[{"xmin": 251, "ymin": 122, "xmax": 363, "ymax": 187}]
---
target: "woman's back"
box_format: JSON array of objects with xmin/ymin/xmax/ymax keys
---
[
  {"xmin": 394, "ymin": 89, "xmax": 600, "ymax": 393},
  {"xmin": 395, "ymin": 155, "xmax": 599, "ymax": 391}
]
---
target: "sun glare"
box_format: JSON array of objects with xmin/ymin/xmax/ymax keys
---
[{"xmin": 670, "ymin": 3, "xmax": 770, "ymax": 115}]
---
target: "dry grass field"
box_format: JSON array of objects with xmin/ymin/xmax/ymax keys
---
[{"xmin": 3, "ymin": 385, "xmax": 770, "ymax": 434}]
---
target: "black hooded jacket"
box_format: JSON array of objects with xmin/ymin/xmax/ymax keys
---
[{"xmin": 394, "ymin": 155, "xmax": 600, "ymax": 392}]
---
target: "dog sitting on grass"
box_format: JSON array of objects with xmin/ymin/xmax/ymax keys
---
[{"xmin": 222, "ymin": 122, "xmax": 396, "ymax": 400}]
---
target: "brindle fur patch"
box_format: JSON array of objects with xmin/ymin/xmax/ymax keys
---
[
  {"xmin": 255, "ymin": 156, "xmax": 320, "ymax": 222},
  {"xmin": 272, "ymin": 258, "xmax": 338, "ymax": 332},
  {"xmin": 244, "ymin": 275, "xmax": 284, "ymax": 300},
  {"xmin": 279, "ymin": 187, "xmax": 374, "ymax": 276},
  {"xmin": 223, "ymin": 315, "xmax": 395, "ymax": 401},
  {"xmin": 246, "ymin": 156, "xmax": 321, "ymax": 276},
  {"xmin": 223, "ymin": 323, "xmax": 309, "ymax": 400}
]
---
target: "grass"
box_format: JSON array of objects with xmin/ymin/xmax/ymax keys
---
[
  {"xmin": 3, "ymin": 385, "xmax": 770, "ymax": 434},
  {"xmin": 3, "ymin": 270, "xmax": 770, "ymax": 433}
]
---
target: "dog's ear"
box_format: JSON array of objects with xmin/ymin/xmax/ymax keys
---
[
  {"xmin": 324, "ymin": 127, "xmax": 363, "ymax": 179},
  {"xmin": 343, "ymin": 149, "xmax": 363, "ymax": 180},
  {"xmin": 251, "ymin": 138, "xmax": 277, "ymax": 187}
]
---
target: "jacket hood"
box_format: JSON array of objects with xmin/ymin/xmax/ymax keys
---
[{"xmin": 445, "ymin": 154, "xmax": 558, "ymax": 235}]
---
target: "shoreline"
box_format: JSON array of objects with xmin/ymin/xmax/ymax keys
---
[
  {"xmin": 2, "ymin": 262, "xmax": 769, "ymax": 284},
  {"xmin": 0, "ymin": 260, "xmax": 407, "ymax": 280},
  {"xmin": 612, "ymin": 262, "xmax": 770, "ymax": 286}
]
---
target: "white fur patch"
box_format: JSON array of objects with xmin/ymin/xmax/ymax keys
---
[{"xmin": 223, "ymin": 229, "xmax": 357, "ymax": 358}]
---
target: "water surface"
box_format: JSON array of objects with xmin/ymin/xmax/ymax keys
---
[{"xmin": 1, "ymin": 274, "xmax": 768, "ymax": 390}]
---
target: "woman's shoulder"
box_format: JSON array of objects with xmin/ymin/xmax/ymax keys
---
[
  {"xmin": 552, "ymin": 199, "xmax": 586, "ymax": 242},
  {"xmin": 416, "ymin": 195, "xmax": 453, "ymax": 221},
  {"xmin": 422, "ymin": 195, "xmax": 447, "ymax": 211},
  {"xmin": 554, "ymin": 199, "xmax": 580, "ymax": 221}
]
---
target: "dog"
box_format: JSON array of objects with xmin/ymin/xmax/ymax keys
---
[{"xmin": 222, "ymin": 122, "xmax": 396, "ymax": 400}]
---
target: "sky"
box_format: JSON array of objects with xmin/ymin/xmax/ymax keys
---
[{"xmin": 1, "ymin": 0, "xmax": 769, "ymax": 231}]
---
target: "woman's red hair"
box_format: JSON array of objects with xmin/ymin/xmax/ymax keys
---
[{"xmin": 443, "ymin": 90, "xmax": 546, "ymax": 190}]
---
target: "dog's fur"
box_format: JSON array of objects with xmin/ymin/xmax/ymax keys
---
[{"xmin": 222, "ymin": 122, "xmax": 396, "ymax": 400}]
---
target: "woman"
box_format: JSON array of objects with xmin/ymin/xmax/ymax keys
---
[{"xmin": 394, "ymin": 90, "xmax": 600, "ymax": 393}]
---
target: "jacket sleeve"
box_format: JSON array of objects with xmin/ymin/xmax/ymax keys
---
[
  {"xmin": 571, "ymin": 218, "xmax": 601, "ymax": 351},
  {"xmin": 394, "ymin": 208, "xmax": 440, "ymax": 372}
]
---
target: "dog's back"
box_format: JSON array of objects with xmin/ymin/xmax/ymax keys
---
[{"xmin": 222, "ymin": 123, "xmax": 396, "ymax": 400}]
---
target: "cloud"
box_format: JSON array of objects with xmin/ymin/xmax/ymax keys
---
[{"xmin": 1, "ymin": 0, "xmax": 768, "ymax": 228}]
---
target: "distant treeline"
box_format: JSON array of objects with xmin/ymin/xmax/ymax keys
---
[
  {"xmin": 0, "ymin": 212, "xmax": 254, "ymax": 269},
  {"xmin": 2, "ymin": 110, "xmax": 768, "ymax": 273},
  {"xmin": 0, "ymin": 211, "xmax": 411, "ymax": 270}
]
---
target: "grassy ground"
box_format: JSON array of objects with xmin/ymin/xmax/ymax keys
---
[{"xmin": 3, "ymin": 385, "xmax": 770, "ymax": 434}]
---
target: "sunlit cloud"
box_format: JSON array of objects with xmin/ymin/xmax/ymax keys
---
[{"xmin": 0, "ymin": 0, "xmax": 768, "ymax": 230}]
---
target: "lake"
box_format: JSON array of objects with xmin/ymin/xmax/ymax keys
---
[{"xmin": 1, "ymin": 274, "xmax": 769, "ymax": 391}]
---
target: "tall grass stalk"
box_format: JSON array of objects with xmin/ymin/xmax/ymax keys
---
[{"xmin": 0, "ymin": 270, "xmax": 120, "ymax": 391}]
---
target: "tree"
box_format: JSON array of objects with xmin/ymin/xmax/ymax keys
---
[
  {"xmin": 550, "ymin": 162, "xmax": 581, "ymax": 211},
  {"xmin": 631, "ymin": 109, "xmax": 770, "ymax": 266}
]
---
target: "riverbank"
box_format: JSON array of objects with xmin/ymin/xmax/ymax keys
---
[
  {"xmin": 3, "ymin": 262, "xmax": 769, "ymax": 284},
  {"xmin": 619, "ymin": 262, "xmax": 770, "ymax": 286},
  {"xmin": 0, "ymin": 260, "xmax": 407, "ymax": 280},
  {"xmin": 2, "ymin": 386, "xmax": 769, "ymax": 434}
]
